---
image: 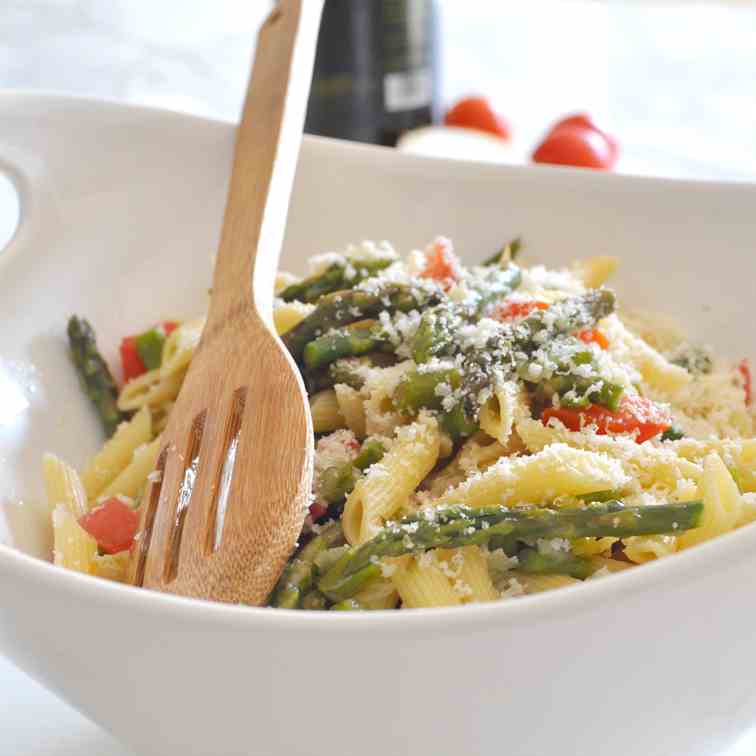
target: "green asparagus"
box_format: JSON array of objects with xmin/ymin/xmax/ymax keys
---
[
  {"xmin": 661, "ymin": 426, "xmax": 685, "ymax": 442},
  {"xmin": 283, "ymin": 283, "xmax": 443, "ymax": 362},
  {"xmin": 318, "ymin": 439, "xmax": 386, "ymax": 506},
  {"xmin": 413, "ymin": 264, "xmax": 522, "ymax": 363},
  {"xmin": 280, "ymin": 258, "xmax": 394, "ymax": 303},
  {"xmin": 303, "ymin": 321, "xmax": 392, "ymax": 371},
  {"xmin": 515, "ymin": 547, "xmax": 595, "ymax": 580},
  {"xmin": 269, "ymin": 521, "xmax": 345, "ymax": 608},
  {"xmin": 482, "ymin": 237, "xmax": 522, "ymax": 267},
  {"xmin": 67, "ymin": 316, "xmax": 127, "ymax": 436},
  {"xmin": 317, "ymin": 500, "xmax": 703, "ymax": 599}
]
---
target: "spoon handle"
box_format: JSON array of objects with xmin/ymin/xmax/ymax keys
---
[{"xmin": 208, "ymin": 0, "xmax": 323, "ymax": 331}]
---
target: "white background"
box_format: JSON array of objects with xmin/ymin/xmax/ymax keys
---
[{"xmin": 2, "ymin": 1, "xmax": 756, "ymax": 753}]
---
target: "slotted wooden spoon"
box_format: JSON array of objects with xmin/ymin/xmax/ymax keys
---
[{"xmin": 127, "ymin": 0, "xmax": 322, "ymax": 604}]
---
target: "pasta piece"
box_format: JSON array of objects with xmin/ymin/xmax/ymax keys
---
[
  {"xmin": 589, "ymin": 556, "xmax": 634, "ymax": 574},
  {"xmin": 343, "ymin": 415, "xmax": 440, "ymax": 545},
  {"xmin": 572, "ymin": 255, "xmax": 618, "ymax": 288},
  {"xmin": 91, "ymin": 551, "xmax": 130, "ymax": 582},
  {"xmin": 273, "ymin": 300, "xmax": 316, "ymax": 335},
  {"xmin": 516, "ymin": 417, "xmax": 703, "ymax": 493},
  {"xmin": 52, "ymin": 507, "xmax": 97, "ymax": 573},
  {"xmin": 80, "ymin": 406, "xmax": 153, "ymax": 501},
  {"xmin": 334, "ymin": 384, "xmax": 367, "ymax": 438},
  {"xmin": 571, "ymin": 536, "xmax": 617, "ymax": 558},
  {"xmin": 362, "ymin": 362, "xmax": 413, "ymax": 437},
  {"xmin": 510, "ymin": 572, "xmax": 579, "ymax": 594},
  {"xmin": 479, "ymin": 380, "xmax": 520, "ymax": 446},
  {"xmin": 390, "ymin": 554, "xmax": 462, "ymax": 608},
  {"xmin": 620, "ymin": 308, "xmax": 687, "ymax": 354},
  {"xmin": 443, "ymin": 546, "xmax": 499, "ymax": 603},
  {"xmin": 677, "ymin": 452, "xmax": 742, "ymax": 550},
  {"xmin": 737, "ymin": 493, "xmax": 756, "ymax": 527},
  {"xmin": 435, "ymin": 443, "xmax": 628, "ymax": 509},
  {"xmin": 100, "ymin": 438, "xmax": 162, "ymax": 501},
  {"xmin": 623, "ymin": 535, "xmax": 677, "ymax": 563},
  {"xmin": 118, "ymin": 367, "xmax": 186, "ymax": 414},
  {"xmin": 671, "ymin": 438, "xmax": 756, "ymax": 493},
  {"xmin": 310, "ymin": 389, "xmax": 346, "ymax": 433},
  {"xmin": 43, "ymin": 453, "xmax": 88, "ymax": 518},
  {"xmin": 353, "ymin": 576, "xmax": 399, "ymax": 610},
  {"xmin": 160, "ymin": 317, "xmax": 204, "ymax": 378},
  {"xmin": 602, "ymin": 314, "xmax": 691, "ymax": 395}
]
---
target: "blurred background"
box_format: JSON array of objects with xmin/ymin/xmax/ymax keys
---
[{"xmin": 2, "ymin": 0, "xmax": 756, "ymax": 180}]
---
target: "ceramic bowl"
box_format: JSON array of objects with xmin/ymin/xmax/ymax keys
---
[{"xmin": 2, "ymin": 92, "xmax": 756, "ymax": 756}]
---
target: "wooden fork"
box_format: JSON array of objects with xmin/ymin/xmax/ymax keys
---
[{"xmin": 127, "ymin": 0, "xmax": 322, "ymax": 604}]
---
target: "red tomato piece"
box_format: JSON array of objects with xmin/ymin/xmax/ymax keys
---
[
  {"xmin": 162, "ymin": 321, "xmax": 179, "ymax": 337},
  {"xmin": 549, "ymin": 112, "xmax": 620, "ymax": 161},
  {"xmin": 532, "ymin": 124, "xmax": 614, "ymax": 170},
  {"xmin": 120, "ymin": 336, "xmax": 146, "ymax": 383},
  {"xmin": 419, "ymin": 238, "xmax": 461, "ymax": 291},
  {"xmin": 444, "ymin": 96, "xmax": 511, "ymax": 140},
  {"xmin": 541, "ymin": 394, "xmax": 672, "ymax": 444},
  {"xmin": 309, "ymin": 501, "xmax": 329, "ymax": 522},
  {"xmin": 577, "ymin": 328, "xmax": 609, "ymax": 350},
  {"xmin": 79, "ymin": 497, "xmax": 140, "ymax": 555},
  {"xmin": 738, "ymin": 359, "xmax": 752, "ymax": 406},
  {"xmin": 494, "ymin": 300, "xmax": 549, "ymax": 321}
]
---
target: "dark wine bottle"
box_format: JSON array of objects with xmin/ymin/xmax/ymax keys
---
[{"xmin": 305, "ymin": 0, "xmax": 438, "ymax": 147}]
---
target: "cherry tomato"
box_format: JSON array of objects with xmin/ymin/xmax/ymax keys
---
[
  {"xmin": 532, "ymin": 124, "xmax": 614, "ymax": 170},
  {"xmin": 309, "ymin": 501, "xmax": 328, "ymax": 522},
  {"xmin": 444, "ymin": 96, "xmax": 511, "ymax": 140},
  {"xmin": 542, "ymin": 395, "xmax": 672, "ymax": 444},
  {"xmin": 550, "ymin": 112, "xmax": 620, "ymax": 161},
  {"xmin": 79, "ymin": 497, "xmax": 140, "ymax": 554},
  {"xmin": 419, "ymin": 238, "xmax": 461, "ymax": 292},
  {"xmin": 493, "ymin": 300, "xmax": 549, "ymax": 321},
  {"xmin": 577, "ymin": 329, "xmax": 609, "ymax": 350},
  {"xmin": 738, "ymin": 359, "xmax": 752, "ymax": 406}
]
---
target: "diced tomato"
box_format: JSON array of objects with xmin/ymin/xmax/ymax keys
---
[
  {"xmin": 162, "ymin": 321, "xmax": 179, "ymax": 337},
  {"xmin": 738, "ymin": 359, "xmax": 752, "ymax": 406},
  {"xmin": 494, "ymin": 300, "xmax": 549, "ymax": 321},
  {"xmin": 548, "ymin": 112, "xmax": 620, "ymax": 161},
  {"xmin": 120, "ymin": 336, "xmax": 146, "ymax": 383},
  {"xmin": 419, "ymin": 238, "xmax": 461, "ymax": 292},
  {"xmin": 444, "ymin": 96, "xmax": 511, "ymax": 140},
  {"xmin": 532, "ymin": 124, "xmax": 615, "ymax": 170},
  {"xmin": 79, "ymin": 497, "xmax": 140, "ymax": 555},
  {"xmin": 577, "ymin": 328, "xmax": 609, "ymax": 350},
  {"xmin": 541, "ymin": 394, "xmax": 672, "ymax": 444},
  {"xmin": 309, "ymin": 501, "xmax": 329, "ymax": 522}
]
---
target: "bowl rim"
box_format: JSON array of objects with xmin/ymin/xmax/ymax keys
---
[{"xmin": 2, "ymin": 90, "xmax": 756, "ymax": 633}]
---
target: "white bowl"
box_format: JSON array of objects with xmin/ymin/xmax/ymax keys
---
[{"xmin": 2, "ymin": 92, "xmax": 756, "ymax": 756}]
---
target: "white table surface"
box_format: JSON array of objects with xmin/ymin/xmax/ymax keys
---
[{"xmin": 3, "ymin": 2, "xmax": 756, "ymax": 753}]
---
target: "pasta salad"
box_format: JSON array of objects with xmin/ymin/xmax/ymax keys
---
[{"xmin": 45, "ymin": 237, "xmax": 756, "ymax": 609}]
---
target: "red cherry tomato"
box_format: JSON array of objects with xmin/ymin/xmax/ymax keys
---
[
  {"xmin": 419, "ymin": 238, "xmax": 461, "ymax": 292},
  {"xmin": 532, "ymin": 124, "xmax": 614, "ymax": 170},
  {"xmin": 309, "ymin": 501, "xmax": 329, "ymax": 522},
  {"xmin": 79, "ymin": 497, "xmax": 140, "ymax": 554},
  {"xmin": 542, "ymin": 395, "xmax": 672, "ymax": 444},
  {"xmin": 444, "ymin": 96, "xmax": 511, "ymax": 140},
  {"xmin": 577, "ymin": 329, "xmax": 609, "ymax": 350},
  {"xmin": 738, "ymin": 359, "xmax": 752, "ymax": 406},
  {"xmin": 550, "ymin": 112, "xmax": 620, "ymax": 161},
  {"xmin": 493, "ymin": 300, "xmax": 549, "ymax": 321}
]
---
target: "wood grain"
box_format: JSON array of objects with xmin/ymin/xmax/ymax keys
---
[{"xmin": 127, "ymin": 0, "xmax": 322, "ymax": 604}]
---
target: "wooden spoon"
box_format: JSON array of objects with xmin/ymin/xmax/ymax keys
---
[{"xmin": 127, "ymin": 0, "xmax": 322, "ymax": 604}]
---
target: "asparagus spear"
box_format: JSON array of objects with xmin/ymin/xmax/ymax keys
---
[
  {"xmin": 515, "ymin": 547, "xmax": 595, "ymax": 580},
  {"xmin": 413, "ymin": 264, "xmax": 522, "ymax": 364},
  {"xmin": 283, "ymin": 283, "xmax": 443, "ymax": 362},
  {"xmin": 269, "ymin": 521, "xmax": 345, "ymax": 609},
  {"xmin": 482, "ymin": 237, "xmax": 522, "ymax": 267},
  {"xmin": 661, "ymin": 427, "xmax": 685, "ymax": 442},
  {"xmin": 317, "ymin": 500, "xmax": 702, "ymax": 600},
  {"xmin": 67, "ymin": 316, "xmax": 126, "ymax": 436},
  {"xmin": 318, "ymin": 439, "xmax": 386, "ymax": 506},
  {"xmin": 330, "ymin": 599, "xmax": 365, "ymax": 611},
  {"xmin": 303, "ymin": 320, "xmax": 392, "ymax": 371},
  {"xmin": 300, "ymin": 591, "xmax": 328, "ymax": 610},
  {"xmin": 279, "ymin": 258, "xmax": 394, "ymax": 303}
]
